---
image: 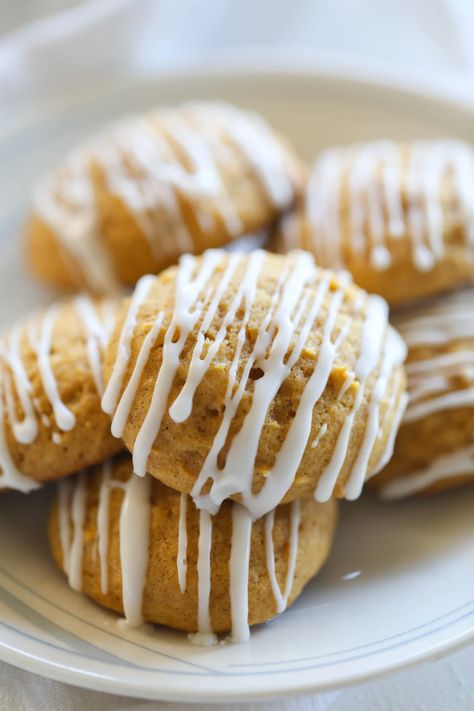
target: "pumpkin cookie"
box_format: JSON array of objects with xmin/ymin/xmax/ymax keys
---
[
  {"xmin": 0, "ymin": 296, "xmax": 123, "ymax": 491},
  {"xmin": 26, "ymin": 102, "xmax": 305, "ymax": 294},
  {"xmin": 275, "ymin": 140, "xmax": 474, "ymax": 305},
  {"xmin": 48, "ymin": 454, "xmax": 338, "ymax": 641},
  {"xmin": 102, "ymin": 249, "xmax": 407, "ymax": 517},
  {"xmin": 371, "ymin": 289, "xmax": 474, "ymax": 499}
]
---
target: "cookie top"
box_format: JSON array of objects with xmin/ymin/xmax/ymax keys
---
[
  {"xmin": 372, "ymin": 289, "xmax": 474, "ymax": 499},
  {"xmin": 49, "ymin": 454, "xmax": 337, "ymax": 640},
  {"xmin": 276, "ymin": 140, "xmax": 474, "ymax": 305},
  {"xmin": 26, "ymin": 102, "xmax": 305, "ymax": 294},
  {"xmin": 0, "ymin": 296, "xmax": 123, "ymax": 491},
  {"xmin": 102, "ymin": 249, "xmax": 407, "ymax": 517}
]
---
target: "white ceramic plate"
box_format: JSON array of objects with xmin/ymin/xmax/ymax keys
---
[{"xmin": 0, "ymin": 64, "xmax": 473, "ymax": 702}]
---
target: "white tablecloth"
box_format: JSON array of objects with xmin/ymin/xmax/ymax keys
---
[{"xmin": 0, "ymin": 1, "xmax": 473, "ymax": 708}]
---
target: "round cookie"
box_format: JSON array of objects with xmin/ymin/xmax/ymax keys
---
[
  {"xmin": 0, "ymin": 296, "xmax": 123, "ymax": 491},
  {"xmin": 371, "ymin": 289, "xmax": 474, "ymax": 499},
  {"xmin": 102, "ymin": 249, "xmax": 407, "ymax": 517},
  {"xmin": 26, "ymin": 102, "xmax": 305, "ymax": 295},
  {"xmin": 48, "ymin": 454, "xmax": 338, "ymax": 641},
  {"xmin": 275, "ymin": 140, "xmax": 474, "ymax": 305}
]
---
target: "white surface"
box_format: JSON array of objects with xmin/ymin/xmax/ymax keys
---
[
  {"xmin": 0, "ymin": 67, "xmax": 473, "ymax": 708},
  {"xmin": 1, "ymin": 1, "xmax": 474, "ymax": 709}
]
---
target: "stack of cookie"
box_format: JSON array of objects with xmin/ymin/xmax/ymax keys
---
[
  {"xmin": 277, "ymin": 139, "xmax": 474, "ymax": 500},
  {"xmin": 1, "ymin": 102, "xmax": 414, "ymax": 644}
]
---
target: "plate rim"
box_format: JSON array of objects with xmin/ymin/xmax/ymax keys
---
[{"xmin": 1, "ymin": 60, "xmax": 474, "ymax": 701}]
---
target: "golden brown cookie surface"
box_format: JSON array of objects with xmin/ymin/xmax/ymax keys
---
[
  {"xmin": 0, "ymin": 296, "xmax": 123, "ymax": 491},
  {"xmin": 371, "ymin": 289, "xmax": 474, "ymax": 499},
  {"xmin": 102, "ymin": 249, "xmax": 407, "ymax": 516},
  {"xmin": 26, "ymin": 102, "xmax": 305, "ymax": 294},
  {"xmin": 275, "ymin": 141, "xmax": 474, "ymax": 305},
  {"xmin": 48, "ymin": 454, "xmax": 338, "ymax": 638}
]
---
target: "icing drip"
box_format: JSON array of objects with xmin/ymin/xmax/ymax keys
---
[
  {"xmin": 97, "ymin": 459, "xmax": 112, "ymax": 594},
  {"xmin": 265, "ymin": 500, "xmax": 301, "ymax": 613},
  {"xmin": 0, "ymin": 298, "xmax": 115, "ymax": 491},
  {"xmin": 177, "ymin": 493, "xmax": 188, "ymax": 594},
  {"xmin": 102, "ymin": 274, "xmax": 155, "ymax": 415},
  {"xmin": 311, "ymin": 423, "xmax": 328, "ymax": 448},
  {"xmin": 306, "ymin": 140, "xmax": 474, "ymax": 272},
  {"xmin": 75, "ymin": 296, "xmax": 116, "ymax": 396},
  {"xmin": 371, "ymin": 390, "xmax": 409, "ymax": 474},
  {"xmin": 229, "ymin": 504, "xmax": 252, "ymax": 643},
  {"xmin": 29, "ymin": 304, "xmax": 76, "ymax": 432},
  {"xmin": 119, "ymin": 473, "xmax": 152, "ymax": 627},
  {"xmin": 380, "ymin": 445, "xmax": 474, "ymax": 500},
  {"xmin": 188, "ymin": 510, "xmax": 217, "ymax": 646},
  {"xmin": 57, "ymin": 472, "xmax": 87, "ymax": 591},
  {"xmin": 33, "ymin": 102, "xmax": 296, "ymax": 293},
  {"xmin": 104, "ymin": 249, "xmax": 402, "ymax": 516}
]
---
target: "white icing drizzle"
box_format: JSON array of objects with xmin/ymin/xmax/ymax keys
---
[
  {"xmin": 177, "ymin": 493, "xmax": 188, "ymax": 594},
  {"xmin": 97, "ymin": 459, "xmax": 112, "ymax": 595},
  {"xmin": 33, "ymin": 102, "xmax": 296, "ymax": 293},
  {"xmin": 188, "ymin": 510, "xmax": 217, "ymax": 646},
  {"xmin": 102, "ymin": 274, "xmax": 156, "ymax": 416},
  {"xmin": 119, "ymin": 472, "xmax": 152, "ymax": 627},
  {"xmin": 376, "ymin": 289, "xmax": 474, "ymax": 496},
  {"xmin": 75, "ymin": 296, "xmax": 116, "ymax": 396},
  {"xmin": 57, "ymin": 472, "xmax": 87, "ymax": 591},
  {"xmin": 1, "ymin": 325, "xmax": 37, "ymax": 444},
  {"xmin": 104, "ymin": 249, "xmax": 402, "ymax": 516},
  {"xmin": 394, "ymin": 290, "xmax": 474, "ymax": 422},
  {"xmin": 306, "ymin": 140, "xmax": 474, "ymax": 272},
  {"xmin": 28, "ymin": 304, "xmax": 76, "ymax": 432},
  {"xmin": 311, "ymin": 423, "xmax": 328, "ymax": 448},
  {"xmin": 371, "ymin": 390, "xmax": 409, "ymax": 474},
  {"xmin": 0, "ymin": 298, "xmax": 115, "ymax": 491},
  {"xmin": 229, "ymin": 504, "xmax": 252, "ymax": 643},
  {"xmin": 265, "ymin": 500, "xmax": 301, "ymax": 614},
  {"xmin": 380, "ymin": 445, "xmax": 474, "ymax": 500}
]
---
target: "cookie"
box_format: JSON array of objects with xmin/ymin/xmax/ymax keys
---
[
  {"xmin": 0, "ymin": 296, "xmax": 123, "ymax": 491},
  {"xmin": 26, "ymin": 102, "xmax": 305, "ymax": 294},
  {"xmin": 275, "ymin": 140, "xmax": 474, "ymax": 305},
  {"xmin": 102, "ymin": 249, "xmax": 407, "ymax": 517},
  {"xmin": 48, "ymin": 454, "xmax": 338, "ymax": 641},
  {"xmin": 371, "ymin": 289, "xmax": 474, "ymax": 499}
]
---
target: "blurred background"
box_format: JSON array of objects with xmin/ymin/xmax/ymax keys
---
[{"xmin": 2, "ymin": 0, "xmax": 474, "ymax": 113}]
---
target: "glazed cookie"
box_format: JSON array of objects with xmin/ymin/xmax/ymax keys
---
[
  {"xmin": 275, "ymin": 140, "xmax": 474, "ymax": 305},
  {"xmin": 102, "ymin": 249, "xmax": 407, "ymax": 517},
  {"xmin": 0, "ymin": 296, "xmax": 123, "ymax": 491},
  {"xmin": 371, "ymin": 289, "xmax": 474, "ymax": 499},
  {"xmin": 49, "ymin": 454, "xmax": 338, "ymax": 641},
  {"xmin": 26, "ymin": 102, "xmax": 305, "ymax": 294}
]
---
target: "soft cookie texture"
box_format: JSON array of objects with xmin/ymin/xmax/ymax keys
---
[
  {"xmin": 48, "ymin": 454, "xmax": 338, "ymax": 637},
  {"xmin": 0, "ymin": 296, "xmax": 123, "ymax": 491},
  {"xmin": 102, "ymin": 249, "xmax": 407, "ymax": 517},
  {"xmin": 274, "ymin": 140, "xmax": 474, "ymax": 305},
  {"xmin": 26, "ymin": 102, "xmax": 305, "ymax": 294},
  {"xmin": 371, "ymin": 289, "xmax": 474, "ymax": 499}
]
